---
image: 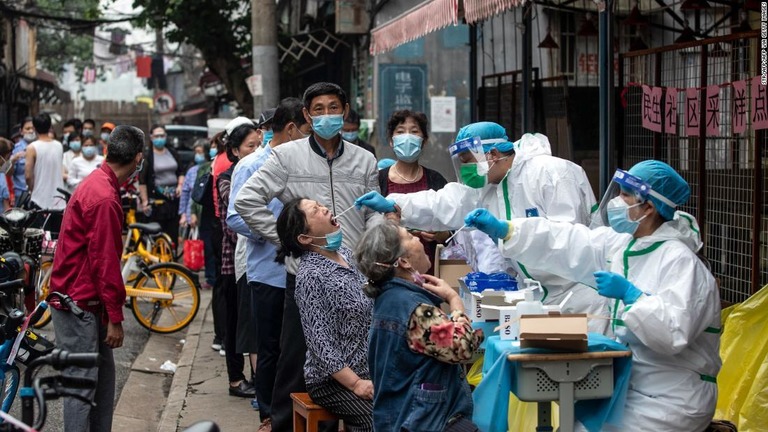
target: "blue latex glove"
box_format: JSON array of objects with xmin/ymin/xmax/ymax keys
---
[
  {"xmin": 354, "ymin": 191, "xmax": 395, "ymax": 213},
  {"xmin": 594, "ymin": 271, "xmax": 643, "ymax": 304},
  {"xmin": 464, "ymin": 208, "xmax": 509, "ymax": 241}
]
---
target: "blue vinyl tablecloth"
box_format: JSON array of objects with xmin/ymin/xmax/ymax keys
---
[{"xmin": 472, "ymin": 334, "xmax": 632, "ymax": 432}]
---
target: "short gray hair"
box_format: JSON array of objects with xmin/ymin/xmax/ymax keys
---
[
  {"xmin": 354, "ymin": 221, "xmax": 404, "ymax": 298},
  {"xmin": 106, "ymin": 125, "xmax": 145, "ymax": 165}
]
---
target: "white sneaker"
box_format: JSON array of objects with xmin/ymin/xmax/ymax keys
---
[
  {"xmin": 219, "ymin": 349, "xmax": 226, "ymax": 356},
  {"xmin": 211, "ymin": 343, "xmax": 222, "ymax": 351}
]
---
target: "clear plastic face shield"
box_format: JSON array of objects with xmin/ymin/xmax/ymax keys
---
[
  {"xmin": 449, "ymin": 137, "xmax": 488, "ymax": 189},
  {"xmin": 595, "ymin": 169, "xmax": 678, "ymax": 226}
]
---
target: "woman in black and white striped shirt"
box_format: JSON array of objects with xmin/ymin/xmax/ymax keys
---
[{"xmin": 276, "ymin": 197, "xmax": 374, "ymax": 432}]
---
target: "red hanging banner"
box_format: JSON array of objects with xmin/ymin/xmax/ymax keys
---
[
  {"xmin": 136, "ymin": 56, "xmax": 152, "ymax": 78},
  {"xmin": 641, "ymin": 85, "xmax": 662, "ymax": 132},
  {"xmin": 664, "ymin": 88, "xmax": 678, "ymax": 135},
  {"xmin": 751, "ymin": 76, "xmax": 768, "ymax": 130},
  {"xmin": 685, "ymin": 88, "xmax": 700, "ymax": 136},
  {"xmin": 732, "ymin": 81, "xmax": 747, "ymax": 134},
  {"xmin": 705, "ymin": 85, "xmax": 721, "ymax": 136}
]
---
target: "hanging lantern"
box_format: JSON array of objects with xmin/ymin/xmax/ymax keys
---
[
  {"xmin": 743, "ymin": 0, "xmax": 760, "ymax": 11},
  {"xmin": 538, "ymin": 31, "xmax": 559, "ymax": 49},
  {"xmin": 679, "ymin": 0, "xmax": 711, "ymax": 11},
  {"xmin": 675, "ymin": 25, "xmax": 697, "ymax": 43},
  {"xmin": 629, "ymin": 37, "xmax": 649, "ymax": 51},
  {"xmin": 709, "ymin": 42, "xmax": 729, "ymax": 57},
  {"xmin": 624, "ymin": 3, "xmax": 648, "ymax": 27},
  {"xmin": 577, "ymin": 13, "xmax": 599, "ymax": 37}
]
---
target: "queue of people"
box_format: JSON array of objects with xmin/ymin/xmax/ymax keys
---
[{"xmin": 2, "ymin": 79, "xmax": 722, "ymax": 432}]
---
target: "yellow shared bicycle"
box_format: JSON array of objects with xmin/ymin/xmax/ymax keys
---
[{"xmin": 35, "ymin": 196, "xmax": 198, "ymax": 333}]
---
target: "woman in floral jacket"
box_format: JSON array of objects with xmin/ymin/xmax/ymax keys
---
[{"xmin": 355, "ymin": 221, "xmax": 484, "ymax": 432}]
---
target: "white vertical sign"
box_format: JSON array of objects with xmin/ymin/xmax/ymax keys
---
[{"xmin": 430, "ymin": 96, "xmax": 456, "ymax": 133}]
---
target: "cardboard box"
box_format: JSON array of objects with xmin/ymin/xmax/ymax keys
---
[
  {"xmin": 519, "ymin": 313, "xmax": 588, "ymax": 352},
  {"xmin": 434, "ymin": 245, "xmax": 472, "ymax": 291},
  {"xmin": 459, "ymin": 280, "xmax": 509, "ymax": 322},
  {"xmin": 481, "ymin": 304, "xmax": 563, "ymax": 340}
]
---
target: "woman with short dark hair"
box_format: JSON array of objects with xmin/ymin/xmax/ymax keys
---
[
  {"xmin": 276, "ymin": 197, "xmax": 374, "ymax": 431},
  {"xmin": 379, "ymin": 110, "xmax": 449, "ymax": 274}
]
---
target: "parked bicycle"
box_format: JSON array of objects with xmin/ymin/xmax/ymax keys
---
[
  {"xmin": 34, "ymin": 192, "xmax": 180, "ymax": 330},
  {"xmin": 0, "ymin": 280, "xmax": 81, "ymax": 415}
]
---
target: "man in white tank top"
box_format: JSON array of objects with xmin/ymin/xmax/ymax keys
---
[{"xmin": 24, "ymin": 113, "xmax": 66, "ymax": 210}]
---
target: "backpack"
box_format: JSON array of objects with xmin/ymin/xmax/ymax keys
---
[{"xmin": 191, "ymin": 169, "xmax": 212, "ymax": 205}]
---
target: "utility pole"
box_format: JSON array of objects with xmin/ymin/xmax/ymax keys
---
[{"xmin": 251, "ymin": 0, "xmax": 279, "ymax": 115}]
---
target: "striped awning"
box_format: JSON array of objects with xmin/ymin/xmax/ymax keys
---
[
  {"xmin": 464, "ymin": 0, "xmax": 528, "ymax": 24},
  {"xmin": 370, "ymin": 0, "xmax": 459, "ymax": 55}
]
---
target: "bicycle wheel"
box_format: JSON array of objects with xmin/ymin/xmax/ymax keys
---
[
  {"xmin": 1, "ymin": 367, "xmax": 19, "ymax": 413},
  {"xmin": 151, "ymin": 234, "xmax": 176, "ymax": 263},
  {"xmin": 32, "ymin": 261, "xmax": 53, "ymax": 329},
  {"xmin": 130, "ymin": 263, "xmax": 200, "ymax": 333}
]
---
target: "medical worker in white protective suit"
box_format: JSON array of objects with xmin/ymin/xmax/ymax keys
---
[
  {"xmin": 355, "ymin": 122, "xmax": 610, "ymax": 334},
  {"xmin": 465, "ymin": 160, "xmax": 721, "ymax": 432}
]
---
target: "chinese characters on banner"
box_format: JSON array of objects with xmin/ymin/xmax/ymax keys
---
[
  {"xmin": 664, "ymin": 88, "xmax": 678, "ymax": 134},
  {"xmin": 641, "ymin": 85, "xmax": 662, "ymax": 132},
  {"xmin": 705, "ymin": 85, "xmax": 720, "ymax": 136},
  {"xmin": 686, "ymin": 88, "xmax": 700, "ymax": 136},
  {"xmin": 639, "ymin": 77, "xmax": 768, "ymax": 135},
  {"xmin": 732, "ymin": 80, "xmax": 747, "ymax": 134},
  {"xmin": 751, "ymin": 76, "xmax": 768, "ymax": 130}
]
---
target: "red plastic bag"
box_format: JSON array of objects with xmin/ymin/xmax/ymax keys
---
[{"xmin": 183, "ymin": 228, "xmax": 204, "ymax": 271}]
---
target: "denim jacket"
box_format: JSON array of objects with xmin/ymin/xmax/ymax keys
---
[{"xmin": 368, "ymin": 278, "xmax": 473, "ymax": 432}]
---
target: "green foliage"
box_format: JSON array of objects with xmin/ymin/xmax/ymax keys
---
[
  {"xmin": 34, "ymin": 0, "xmax": 102, "ymax": 76},
  {"xmin": 131, "ymin": 0, "xmax": 253, "ymax": 113}
]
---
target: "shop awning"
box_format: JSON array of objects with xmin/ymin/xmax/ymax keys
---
[
  {"xmin": 370, "ymin": 0, "xmax": 458, "ymax": 55},
  {"xmin": 464, "ymin": 0, "xmax": 528, "ymax": 24}
]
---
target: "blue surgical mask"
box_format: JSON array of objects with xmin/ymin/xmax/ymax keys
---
[
  {"xmin": 392, "ymin": 134, "xmax": 423, "ymax": 163},
  {"xmin": 341, "ymin": 131, "xmax": 359, "ymax": 142},
  {"xmin": 209, "ymin": 148, "xmax": 218, "ymax": 158},
  {"xmin": 152, "ymin": 138, "xmax": 166, "ymax": 149},
  {"xmin": 69, "ymin": 141, "xmax": 82, "ymax": 152},
  {"xmin": 311, "ymin": 114, "xmax": 344, "ymax": 140},
  {"xmin": 262, "ymin": 130, "xmax": 273, "ymax": 147},
  {"xmin": 100, "ymin": 132, "xmax": 110, "ymax": 141},
  {"xmin": 82, "ymin": 129, "xmax": 93, "ymax": 137},
  {"xmin": 607, "ymin": 196, "xmax": 647, "ymax": 235},
  {"xmin": 194, "ymin": 153, "xmax": 206, "ymax": 164},
  {"xmin": 82, "ymin": 146, "xmax": 97, "ymax": 158},
  {"xmin": 304, "ymin": 228, "xmax": 343, "ymax": 252}
]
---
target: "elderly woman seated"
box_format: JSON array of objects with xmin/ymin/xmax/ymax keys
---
[
  {"xmin": 354, "ymin": 221, "xmax": 484, "ymax": 432},
  {"xmin": 276, "ymin": 198, "xmax": 374, "ymax": 431}
]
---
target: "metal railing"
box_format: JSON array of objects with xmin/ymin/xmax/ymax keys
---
[{"xmin": 619, "ymin": 31, "xmax": 765, "ymax": 304}]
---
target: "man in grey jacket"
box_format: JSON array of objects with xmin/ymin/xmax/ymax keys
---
[{"xmin": 234, "ymin": 82, "xmax": 382, "ymax": 432}]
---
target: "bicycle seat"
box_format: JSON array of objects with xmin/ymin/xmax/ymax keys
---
[{"xmin": 128, "ymin": 223, "xmax": 163, "ymax": 235}]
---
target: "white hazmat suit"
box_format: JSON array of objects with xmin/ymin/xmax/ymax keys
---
[
  {"xmin": 498, "ymin": 211, "xmax": 721, "ymax": 431},
  {"xmin": 389, "ymin": 133, "xmax": 611, "ymax": 334}
]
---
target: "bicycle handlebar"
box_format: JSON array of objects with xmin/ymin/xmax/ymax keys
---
[
  {"xmin": 0, "ymin": 280, "xmax": 23, "ymax": 292},
  {"xmin": 46, "ymin": 292, "xmax": 84, "ymax": 319}
]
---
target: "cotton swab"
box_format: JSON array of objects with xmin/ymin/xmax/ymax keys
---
[
  {"xmin": 445, "ymin": 225, "xmax": 469, "ymax": 244},
  {"xmin": 333, "ymin": 203, "xmax": 358, "ymax": 221}
]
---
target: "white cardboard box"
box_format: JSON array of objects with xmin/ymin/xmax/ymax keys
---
[{"xmin": 459, "ymin": 280, "xmax": 509, "ymax": 322}]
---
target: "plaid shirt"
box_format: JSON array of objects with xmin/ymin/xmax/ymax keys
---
[{"xmin": 217, "ymin": 166, "xmax": 238, "ymax": 275}]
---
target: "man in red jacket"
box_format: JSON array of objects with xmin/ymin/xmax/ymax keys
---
[{"xmin": 49, "ymin": 125, "xmax": 145, "ymax": 432}]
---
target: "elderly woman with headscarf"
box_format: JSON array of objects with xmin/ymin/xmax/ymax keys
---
[{"xmin": 465, "ymin": 160, "xmax": 721, "ymax": 432}]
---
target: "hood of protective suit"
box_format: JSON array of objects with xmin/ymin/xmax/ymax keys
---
[
  {"xmin": 510, "ymin": 133, "xmax": 552, "ymax": 169},
  {"xmin": 640, "ymin": 210, "xmax": 703, "ymax": 253}
]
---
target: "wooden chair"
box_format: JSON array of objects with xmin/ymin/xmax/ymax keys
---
[{"xmin": 291, "ymin": 392, "xmax": 339, "ymax": 432}]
